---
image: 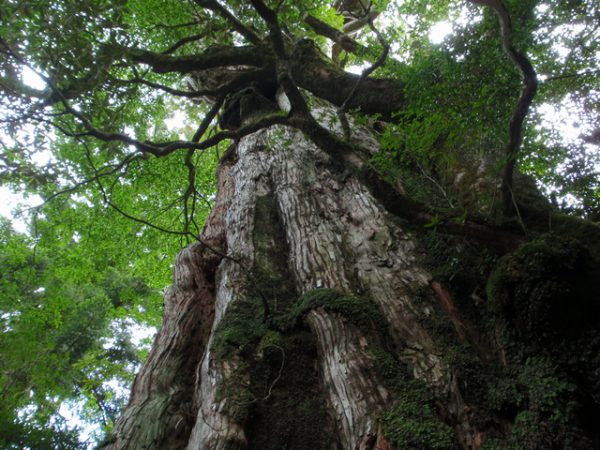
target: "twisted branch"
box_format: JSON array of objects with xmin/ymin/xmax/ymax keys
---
[{"xmin": 468, "ymin": 0, "xmax": 538, "ymax": 215}]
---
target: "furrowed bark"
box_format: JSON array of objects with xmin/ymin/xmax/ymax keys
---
[
  {"xmin": 100, "ymin": 145, "xmax": 235, "ymax": 450},
  {"xmin": 108, "ymin": 101, "xmax": 480, "ymax": 449}
]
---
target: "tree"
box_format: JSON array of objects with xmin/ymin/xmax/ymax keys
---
[{"xmin": 1, "ymin": 0, "xmax": 599, "ymax": 448}]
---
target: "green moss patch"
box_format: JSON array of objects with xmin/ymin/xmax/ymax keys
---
[
  {"xmin": 213, "ymin": 298, "xmax": 268, "ymax": 360},
  {"xmin": 370, "ymin": 346, "xmax": 455, "ymax": 449},
  {"xmin": 486, "ymin": 233, "xmax": 600, "ymax": 341},
  {"xmin": 292, "ymin": 288, "xmax": 388, "ymax": 334}
]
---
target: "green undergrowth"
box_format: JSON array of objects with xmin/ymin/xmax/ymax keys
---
[
  {"xmin": 417, "ymin": 225, "xmax": 600, "ymax": 448},
  {"xmin": 372, "ymin": 346, "xmax": 456, "ymax": 449},
  {"xmin": 487, "ymin": 234, "xmax": 600, "ymax": 342}
]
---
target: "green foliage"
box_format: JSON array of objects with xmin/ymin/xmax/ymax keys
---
[
  {"xmin": 382, "ymin": 386, "xmax": 455, "ymax": 449},
  {"xmin": 369, "ymin": 0, "xmax": 599, "ymax": 219},
  {"xmin": 486, "ymin": 233, "xmax": 600, "ymax": 341},
  {"xmin": 0, "ymin": 216, "xmax": 166, "ymax": 445},
  {"xmin": 370, "ymin": 346, "xmax": 455, "ymax": 449},
  {"xmin": 482, "ymin": 357, "xmax": 589, "ymax": 450}
]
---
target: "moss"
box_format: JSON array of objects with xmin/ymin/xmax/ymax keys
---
[
  {"xmin": 382, "ymin": 383, "xmax": 455, "ymax": 450},
  {"xmin": 213, "ymin": 298, "xmax": 267, "ymax": 360},
  {"xmin": 211, "ymin": 192, "xmax": 302, "ymax": 425},
  {"xmin": 480, "ymin": 357, "xmax": 595, "ymax": 449},
  {"xmin": 291, "ymin": 288, "xmax": 455, "ymax": 447},
  {"xmin": 292, "ymin": 288, "xmax": 388, "ymax": 334},
  {"xmin": 486, "ymin": 233, "xmax": 600, "ymax": 341},
  {"xmin": 252, "ymin": 194, "xmax": 297, "ymax": 323},
  {"xmin": 365, "ymin": 341, "xmax": 456, "ymax": 448},
  {"xmin": 245, "ymin": 331, "xmax": 334, "ymax": 450},
  {"xmin": 370, "ymin": 346, "xmax": 455, "ymax": 449}
]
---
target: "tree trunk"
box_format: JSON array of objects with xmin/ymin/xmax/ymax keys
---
[{"xmin": 100, "ymin": 95, "xmax": 599, "ymax": 449}]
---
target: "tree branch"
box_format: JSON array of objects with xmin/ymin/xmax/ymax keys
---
[
  {"xmin": 192, "ymin": 95, "xmax": 224, "ymax": 142},
  {"xmin": 468, "ymin": 0, "xmax": 538, "ymax": 216},
  {"xmin": 194, "ymin": 0, "xmax": 263, "ymax": 45},
  {"xmin": 303, "ymin": 14, "xmax": 362, "ymax": 54},
  {"xmin": 337, "ymin": 6, "xmax": 390, "ymax": 139},
  {"xmin": 161, "ymin": 32, "xmax": 209, "ymax": 55},
  {"xmin": 249, "ymin": 0, "xmax": 311, "ymax": 117},
  {"xmin": 125, "ymin": 44, "xmax": 265, "ymax": 74}
]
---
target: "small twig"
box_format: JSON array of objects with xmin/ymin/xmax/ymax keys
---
[
  {"xmin": 414, "ymin": 159, "xmax": 455, "ymax": 208},
  {"xmin": 336, "ymin": 6, "xmax": 389, "ymax": 140},
  {"xmin": 542, "ymin": 69, "xmax": 600, "ymax": 83},
  {"xmin": 149, "ymin": 20, "xmax": 201, "ymax": 31},
  {"xmin": 25, "ymin": 152, "xmax": 142, "ymax": 211},
  {"xmin": 260, "ymin": 345, "xmax": 285, "ymax": 401}
]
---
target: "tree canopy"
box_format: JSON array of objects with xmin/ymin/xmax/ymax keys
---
[{"xmin": 0, "ymin": 0, "xmax": 598, "ymax": 447}]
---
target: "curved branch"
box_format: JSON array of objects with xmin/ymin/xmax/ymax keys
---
[
  {"xmin": 192, "ymin": 95, "xmax": 224, "ymax": 142},
  {"xmin": 161, "ymin": 32, "xmax": 209, "ymax": 55},
  {"xmin": 194, "ymin": 0, "xmax": 263, "ymax": 45},
  {"xmin": 337, "ymin": 12, "xmax": 390, "ymax": 139},
  {"xmin": 303, "ymin": 14, "xmax": 362, "ymax": 54},
  {"xmin": 468, "ymin": 0, "xmax": 538, "ymax": 215}
]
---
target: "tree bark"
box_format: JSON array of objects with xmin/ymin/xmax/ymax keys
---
[
  {"xmin": 101, "ymin": 97, "xmax": 489, "ymax": 449},
  {"xmin": 101, "ymin": 87, "xmax": 593, "ymax": 450}
]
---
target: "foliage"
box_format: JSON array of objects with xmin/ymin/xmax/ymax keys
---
[
  {"xmin": 486, "ymin": 233, "xmax": 600, "ymax": 341},
  {"xmin": 369, "ymin": 0, "xmax": 599, "ymax": 219},
  {"xmin": 0, "ymin": 211, "xmax": 174, "ymax": 446},
  {"xmin": 381, "ymin": 387, "xmax": 455, "ymax": 449},
  {"xmin": 373, "ymin": 347, "xmax": 455, "ymax": 449}
]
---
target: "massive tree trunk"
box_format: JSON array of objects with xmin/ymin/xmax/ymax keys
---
[{"xmin": 101, "ymin": 93, "xmax": 600, "ymax": 449}]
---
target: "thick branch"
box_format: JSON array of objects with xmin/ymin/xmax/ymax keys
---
[
  {"xmin": 249, "ymin": 0, "xmax": 312, "ymax": 118},
  {"xmin": 290, "ymin": 42, "xmax": 405, "ymax": 120},
  {"xmin": 303, "ymin": 14, "xmax": 361, "ymax": 54},
  {"xmin": 194, "ymin": 0, "xmax": 263, "ymax": 45},
  {"xmin": 126, "ymin": 45, "xmax": 265, "ymax": 74}
]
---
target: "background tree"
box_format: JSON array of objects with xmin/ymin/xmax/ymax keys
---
[{"xmin": 0, "ymin": 0, "xmax": 598, "ymax": 448}]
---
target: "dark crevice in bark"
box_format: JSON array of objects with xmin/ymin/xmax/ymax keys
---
[{"xmin": 244, "ymin": 329, "xmax": 337, "ymax": 450}]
